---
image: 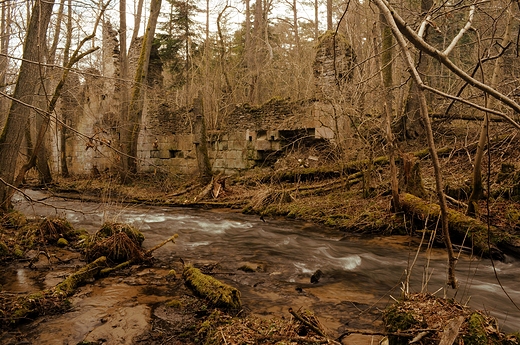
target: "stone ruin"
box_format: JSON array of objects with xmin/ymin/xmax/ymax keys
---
[{"xmin": 47, "ymin": 24, "xmax": 355, "ymax": 177}]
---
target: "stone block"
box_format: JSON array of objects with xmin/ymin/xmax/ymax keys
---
[
  {"xmin": 255, "ymin": 139, "xmax": 272, "ymax": 151},
  {"xmin": 316, "ymin": 126, "xmax": 334, "ymax": 139}
]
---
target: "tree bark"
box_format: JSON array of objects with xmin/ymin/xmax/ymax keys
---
[
  {"xmin": 378, "ymin": 13, "xmax": 399, "ymax": 210},
  {"xmin": 326, "ymin": 0, "xmax": 332, "ymax": 31},
  {"xmin": 193, "ymin": 92, "xmax": 212, "ymax": 183},
  {"xmin": 0, "ymin": 0, "xmax": 55, "ymax": 212},
  {"xmin": 0, "ymin": 0, "xmax": 11, "ymax": 89},
  {"xmin": 123, "ymin": 0, "xmax": 162, "ymax": 181},
  {"xmin": 131, "ymin": 0, "xmax": 145, "ymax": 45},
  {"xmin": 60, "ymin": 0, "xmax": 73, "ymax": 178},
  {"xmin": 118, "ymin": 0, "xmax": 131, "ymax": 181},
  {"xmin": 401, "ymin": 0, "xmax": 432, "ymax": 140}
]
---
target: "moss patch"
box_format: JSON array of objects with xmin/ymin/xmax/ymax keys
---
[{"xmin": 183, "ymin": 265, "xmax": 241, "ymax": 310}]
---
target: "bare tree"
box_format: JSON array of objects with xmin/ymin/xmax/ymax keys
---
[
  {"xmin": 0, "ymin": 0, "xmax": 56, "ymax": 212},
  {"xmin": 467, "ymin": 5, "xmax": 513, "ymax": 216}
]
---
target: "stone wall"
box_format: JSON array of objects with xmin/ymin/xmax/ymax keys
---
[{"xmin": 48, "ymin": 23, "xmax": 353, "ymax": 177}]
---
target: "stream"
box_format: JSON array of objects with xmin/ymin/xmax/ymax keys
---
[{"xmin": 3, "ymin": 190, "xmax": 520, "ymax": 343}]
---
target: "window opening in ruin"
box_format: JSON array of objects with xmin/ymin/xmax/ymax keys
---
[{"xmin": 169, "ymin": 150, "xmax": 183, "ymax": 158}]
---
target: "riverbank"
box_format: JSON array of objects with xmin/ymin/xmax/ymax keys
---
[
  {"xmin": 2, "ymin": 141, "xmax": 520, "ymax": 343},
  {"xmin": 43, "ymin": 143, "xmax": 520, "ymax": 258},
  {"xmin": 1, "ymin": 183, "xmax": 520, "ymax": 343}
]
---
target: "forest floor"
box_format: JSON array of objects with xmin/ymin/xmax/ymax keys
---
[{"xmin": 2, "ymin": 130, "xmax": 520, "ymax": 344}]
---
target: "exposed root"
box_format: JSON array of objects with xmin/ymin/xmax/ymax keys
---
[
  {"xmin": 95, "ymin": 222, "xmax": 145, "ymax": 245},
  {"xmin": 37, "ymin": 217, "xmax": 78, "ymax": 243},
  {"xmin": 86, "ymin": 231, "xmax": 147, "ymax": 264}
]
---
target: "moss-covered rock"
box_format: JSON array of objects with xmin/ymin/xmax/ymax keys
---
[{"xmin": 57, "ymin": 238, "xmax": 69, "ymax": 247}]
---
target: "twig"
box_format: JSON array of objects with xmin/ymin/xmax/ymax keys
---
[
  {"xmin": 145, "ymin": 234, "xmax": 178, "ymax": 256},
  {"xmin": 289, "ymin": 308, "xmax": 327, "ymax": 338}
]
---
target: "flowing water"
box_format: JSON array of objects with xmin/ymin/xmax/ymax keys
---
[{"xmin": 3, "ymin": 190, "xmax": 520, "ymax": 342}]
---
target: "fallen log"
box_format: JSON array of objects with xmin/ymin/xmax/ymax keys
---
[
  {"xmin": 399, "ymin": 193, "xmax": 507, "ymax": 259},
  {"xmin": 53, "ymin": 256, "xmax": 107, "ymax": 295},
  {"xmin": 239, "ymin": 135, "xmax": 512, "ymax": 185},
  {"xmin": 3, "ymin": 256, "xmax": 107, "ymax": 325},
  {"xmin": 182, "ymin": 265, "xmax": 241, "ymax": 309}
]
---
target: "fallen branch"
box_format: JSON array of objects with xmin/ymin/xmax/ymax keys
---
[
  {"xmin": 100, "ymin": 234, "xmax": 178, "ymax": 276},
  {"xmin": 288, "ymin": 307, "xmax": 327, "ymax": 338},
  {"xmin": 145, "ymin": 234, "xmax": 178, "ymax": 255}
]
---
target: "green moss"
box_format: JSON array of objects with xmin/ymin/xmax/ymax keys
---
[
  {"xmin": 183, "ymin": 265, "xmax": 241, "ymax": 309},
  {"xmin": 400, "ymin": 193, "xmax": 507, "ymax": 258},
  {"xmin": 505, "ymin": 206, "xmax": 520, "ymax": 223},
  {"xmin": 13, "ymin": 246, "xmax": 24, "ymax": 258},
  {"xmin": 383, "ymin": 304, "xmax": 419, "ymax": 332},
  {"xmin": 97, "ymin": 222, "xmax": 145, "ymax": 245},
  {"xmin": 165, "ymin": 299, "xmax": 182, "ymax": 308},
  {"xmin": 463, "ymin": 313, "xmax": 492, "ymax": 345},
  {"xmin": 57, "ymin": 238, "xmax": 69, "ymax": 247},
  {"xmin": 0, "ymin": 241, "xmax": 8, "ymax": 256},
  {"xmin": 1, "ymin": 211, "xmax": 27, "ymax": 229},
  {"xmin": 383, "ymin": 303, "xmax": 422, "ymax": 345}
]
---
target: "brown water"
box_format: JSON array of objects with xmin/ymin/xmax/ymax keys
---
[{"xmin": 4, "ymin": 189, "xmax": 520, "ymax": 343}]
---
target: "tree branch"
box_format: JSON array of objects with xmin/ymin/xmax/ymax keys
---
[
  {"xmin": 443, "ymin": 5, "xmax": 475, "ymax": 55},
  {"xmin": 383, "ymin": 0, "xmax": 520, "ymax": 115}
]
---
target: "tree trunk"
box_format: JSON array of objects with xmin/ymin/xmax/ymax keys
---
[
  {"xmin": 292, "ymin": 0, "xmax": 300, "ymax": 55},
  {"xmin": 250, "ymin": 0, "xmax": 263, "ymax": 103},
  {"xmin": 0, "ymin": 0, "xmax": 55, "ymax": 212},
  {"xmin": 193, "ymin": 92, "xmax": 212, "ymax": 183},
  {"xmin": 314, "ymin": 0, "xmax": 319, "ymax": 41},
  {"xmin": 123, "ymin": 0, "xmax": 162, "ymax": 181},
  {"xmin": 0, "ymin": 0, "xmax": 11, "ymax": 89},
  {"xmin": 400, "ymin": 193, "xmax": 504, "ymax": 260},
  {"xmin": 401, "ymin": 0, "xmax": 432, "ymax": 140},
  {"xmin": 118, "ymin": 0, "xmax": 131, "ymax": 181},
  {"xmin": 131, "ymin": 0, "xmax": 145, "ymax": 45},
  {"xmin": 378, "ymin": 12, "xmax": 399, "ymax": 209},
  {"xmin": 60, "ymin": 0, "xmax": 73, "ymax": 178},
  {"xmin": 326, "ymin": 0, "xmax": 332, "ymax": 31}
]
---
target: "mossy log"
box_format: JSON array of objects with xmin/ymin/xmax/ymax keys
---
[
  {"xmin": 4, "ymin": 256, "xmax": 107, "ymax": 325},
  {"xmin": 399, "ymin": 193, "xmax": 508, "ymax": 259},
  {"xmin": 182, "ymin": 265, "xmax": 241, "ymax": 309},
  {"xmin": 53, "ymin": 256, "xmax": 107, "ymax": 295}
]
